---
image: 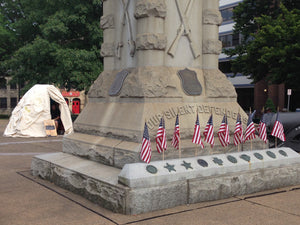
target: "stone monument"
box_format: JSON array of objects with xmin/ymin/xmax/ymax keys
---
[
  {"xmin": 63, "ymin": 0, "xmax": 256, "ymax": 167},
  {"xmin": 32, "ymin": 0, "xmax": 300, "ymax": 215}
]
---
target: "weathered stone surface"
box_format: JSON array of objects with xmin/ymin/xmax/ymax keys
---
[
  {"xmin": 63, "ymin": 133, "xmax": 117, "ymax": 166},
  {"xmin": 100, "ymin": 14, "xmax": 114, "ymax": 30},
  {"xmin": 100, "ymin": 42, "xmax": 115, "ymax": 57},
  {"xmin": 127, "ymin": 181, "xmax": 187, "ymax": 214},
  {"xmin": 136, "ymin": 33, "xmax": 167, "ymax": 50},
  {"xmin": 120, "ymin": 67, "xmax": 179, "ymax": 97},
  {"xmin": 64, "ymin": 132, "xmax": 264, "ymax": 168},
  {"xmin": 88, "ymin": 71, "xmax": 113, "ymax": 98},
  {"xmin": 31, "ymin": 157, "xmax": 52, "ymax": 179},
  {"xmin": 31, "ymin": 153, "xmax": 128, "ymax": 213},
  {"xmin": 203, "ymin": 69, "xmax": 237, "ymax": 98},
  {"xmin": 135, "ymin": 0, "xmax": 166, "ymax": 18},
  {"xmin": 203, "ymin": 39, "xmax": 222, "ymax": 54},
  {"xmin": 32, "ymin": 151, "xmax": 300, "ymax": 214},
  {"xmin": 203, "ymin": 9, "xmax": 222, "ymax": 25},
  {"xmin": 188, "ymin": 165, "xmax": 300, "ymax": 203}
]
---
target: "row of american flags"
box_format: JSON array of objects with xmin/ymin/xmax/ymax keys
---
[{"xmin": 140, "ymin": 111, "xmax": 286, "ymax": 164}]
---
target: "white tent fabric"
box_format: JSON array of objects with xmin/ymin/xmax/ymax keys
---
[{"xmin": 4, "ymin": 84, "xmax": 73, "ymax": 137}]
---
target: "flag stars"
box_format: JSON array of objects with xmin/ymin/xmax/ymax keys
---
[{"xmin": 164, "ymin": 163, "xmax": 176, "ymax": 172}]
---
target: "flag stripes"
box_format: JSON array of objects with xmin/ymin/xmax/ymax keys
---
[
  {"xmin": 218, "ymin": 114, "xmax": 230, "ymax": 147},
  {"xmin": 156, "ymin": 117, "xmax": 167, "ymax": 153},
  {"xmin": 258, "ymin": 114, "xmax": 267, "ymax": 143},
  {"xmin": 171, "ymin": 114, "xmax": 180, "ymax": 149},
  {"xmin": 234, "ymin": 113, "xmax": 243, "ymax": 146},
  {"xmin": 244, "ymin": 110, "xmax": 256, "ymax": 142},
  {"xmin": 271, "ymin": 112, "xmax": 286, "ymax": 142},
  {"xmin": 140, "ymin": 123, "xmax": 151, "ymax": 163},
  {"xmin": 192, "ymin": 114, "xmax": 204, "ymax": 148},
  {"xmin": 203, "ymin": 115, "xmax": 214, "ymax": 147}
]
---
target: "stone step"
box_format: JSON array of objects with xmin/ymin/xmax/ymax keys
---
[
  {"xmin": 31, "ymin": 152, "xmax": 128, "ymax": 213},
  {"xmin": 31, "ymin": 149, "xmax": 300, "ymax": 215},
  {"xmin": 63, "ymin": 132, "xmax": 266, "ymax": 169}
]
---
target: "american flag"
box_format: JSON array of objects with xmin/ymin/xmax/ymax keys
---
[
  {"xmin": 192, "ymin": 114, "xmax": 204, "ymax": 148},
  {"xmin": 271, "ymin": 112, "xmax": 286, "ymax": 142},
  {"xmin": 156, "ymin": 117, "xmax": 167, "ymax": 153},
  {"xmin": 244, "ymin": 110, "xmax": 256, "ymax": 142},
  {"xmin": 140, "ymin": 122, "xmax": 151, "ymax": 163},
  {"xmin": 234, "ymin": 113, "xmax": 243, "ymax": 146},
  {"xmin": 171, "ymin": 114, "xmax": 180, "ymax": 149},
  {"xmin": 203, "ymin": 115, "xmax": 214, "ymax": 147},
  {"xmin": 258, "ymin": 114, "xmax": 267, "ymax": 143},
  {"xmin": 218, "ymin": 114, "xmax": 230, "ymax": 147}
]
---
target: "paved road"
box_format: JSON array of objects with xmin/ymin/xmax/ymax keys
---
[{"xmin": 0, "ymin": 119, "xmax": 299, "ymax": 225}]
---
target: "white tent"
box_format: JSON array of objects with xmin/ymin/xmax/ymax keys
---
[{"xmin": 4, "ymin": 84, "xmax": 73, "ymax": 137}]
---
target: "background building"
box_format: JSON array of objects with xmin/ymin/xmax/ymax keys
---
[
  {"xmin": 219, "ymin": 0, "xmax": 255, "ymax": 112},
  {"xmin": 0, "ymin": 76, "xmax": 19, "ymax": 116},
  {"xmin": 218, "ymin": 0, "xmax": 292, "ymax": 113},
  {"xmin": 61, "ymin": 90, "xmax": 86, "ymax": 115}
]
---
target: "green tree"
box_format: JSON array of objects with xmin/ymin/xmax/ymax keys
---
[
  {"xmin": 264, "ymin": 98, "xmax": 276, "ymax": 113},
  {"xmin": 0, "ymin": 14, "xmax": 16, "ymax": 62},
  {"xmin": 0, "ymin": 0, "xmax": 103, "ymax": 92},
  {"xmin": 225, "ymin": 1, "xmax": 300, "ymax": 89}
]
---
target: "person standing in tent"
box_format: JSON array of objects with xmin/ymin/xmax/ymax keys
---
[{"xmin": 50, "ymin": 100, "xmax": 63, "ymax": 134}]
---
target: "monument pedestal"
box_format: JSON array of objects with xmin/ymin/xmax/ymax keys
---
[
  {"xmin": 32, "ymin": 148, "xmax": 300, "ymax": 215},
  {"xmin": 31, "ymin": 0, "xmax": 294, "ymax": 215},
  {"xmin": 63, "ymin": 132, "xmax": 266, "ymax": 169}
]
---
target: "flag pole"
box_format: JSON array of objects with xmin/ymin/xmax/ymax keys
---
[
  {"xmin": 162, "ymin": 115, "xmax": 165, "ymax": 161},
  {"xmin": 237, "ymin": 108, "xmax": 240, "ymax": 152},
  {"xmin": 195, "ymin": 108, "xmax": 198, "ymax": 157},
  {"xmin": 179, "ymin": 138, "xmax": 181, "ymax": 159},
  {"xmin": 225, "ymin": 110, "xmax": 228, "ymax": 154},
  {"xmin": 262, "ymin": 106, "xmax": 265, "ymax": 149},
  {"xmin": 275, "ymin": 106, "xmax": 279, "ymax": 148},
  {"xmin": 178, "ymin": 109, "xmax": 181, "ymax": 159},
  {"xmin": 249, "ymin": 107, "xmax": 253, "ymax": 151}
]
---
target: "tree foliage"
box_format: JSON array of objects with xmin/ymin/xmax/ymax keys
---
[
  {"xmin": 225, "ymin": 0, "xmax": 300, "ymax": 89},
  {"xmin": 0, "ymin": 13, "xmax": 16, "ymax": 61},
  {"xmin": 0, "ymin": 0, "xmax": 103, "ymax": 92}
]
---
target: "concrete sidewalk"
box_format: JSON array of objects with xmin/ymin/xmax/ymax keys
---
[{"xmin": 0, "ymin": 119, "xmax": 299, "ymax": 225}]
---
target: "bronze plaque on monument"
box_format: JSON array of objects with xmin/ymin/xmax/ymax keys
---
[
  {"xmin": 109, "ymin": 69, "xmax": 130, "ymax": 96},
  {"xmin": 177, "ymin": 68, "xmax": 202, "ymax": 95}
]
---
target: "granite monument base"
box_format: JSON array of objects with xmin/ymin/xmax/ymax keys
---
[{"xmin": 31, "ymin": 147, "xmax": 300, "ymax": 215}]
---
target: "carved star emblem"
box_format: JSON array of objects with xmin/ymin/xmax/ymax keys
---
[
  {"xmin": 213, "ymin": 157, "xmax": 223, "ymax": 166},
  {"xmin": 164, "ymin": 163, "xmax": 176, "ymax": 172},
  {"xmin": 181, "ymin": 161, "xmax": 193, "ymax": 170}
]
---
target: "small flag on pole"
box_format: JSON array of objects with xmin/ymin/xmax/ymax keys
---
[
  {"xmin": 218, "ymin": 114, "xmax": 230, "ymax": 147},
  {"xmin": 140, "ymin": 122, "xmax": 151, "ymax": 164},
  {"xmin": 244, "ymin": 110, "xmax": 256, "ymax": 142},
  {"xmin": 192, "ymin": 114, "xmax": 204, "ymax": 148},
  {"xmin": 271, "ymin": 112, "xmax": 286, "ymax": 142},
  {"xmin": 258, "ymin": 114, "xmax": 267, "ymax": 143},
  {"xmin": 203, "ymin": 115, "xmax": 214, "ymax": 147},
  {"xmin": 171, "ymin": 114, "xmax": 180, "ymax": 149},
  {"xmin": 234, "ymin": 113, "xmax": 243, "ymax": 146},
  {"xmin": 156, "ymin": 117, "xmax": 167, "ymax": 153}
]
